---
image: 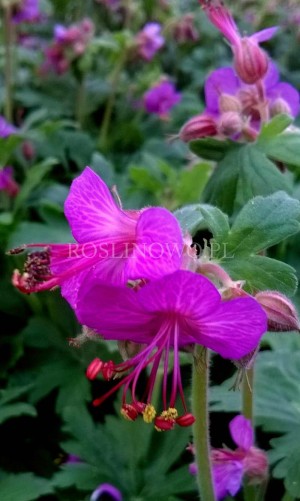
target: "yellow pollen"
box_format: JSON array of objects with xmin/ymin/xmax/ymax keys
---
[
  {"xmin": 161, "ymin": 407, "xmax": 178, "ymax": 420},
  {"xmin": 143, "ymin": 404, "xmax": 156, "ymax": 423}
]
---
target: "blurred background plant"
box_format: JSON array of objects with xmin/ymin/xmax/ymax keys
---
[{"xmin": 1, "ymin": 1, "xmax": 300, "ymax": 500}]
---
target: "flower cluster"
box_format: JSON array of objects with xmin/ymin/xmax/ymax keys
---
[
  {"xmin": 42, "ymin": 18, "xmax": 95, "ymax": 75},
  {"xmin": 143, "ymin": 80, "xmax": 181, "ymax": 119},
  {"xmin": 189, "ymin": 415, "xmax": 268, "ymax": 500},
  {"xmin": 10, "ymin": 168, "xmax": 268, "ymax": 430},
  {"xmin": 180, "ymin": 0, "xmax": 299, "ymax": 142}
]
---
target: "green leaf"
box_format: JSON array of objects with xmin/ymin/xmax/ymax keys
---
[
  {"xmin": 284, "ymin": 447, "xmax": 300, "ymax": 497},
  {"xmin": 223, "ymin": 255, "xmax": 297, "ymax": 296},
  {"xmin": 7, "ymin": 221, "xmax": 72, "ymax": 249},
  {"xmin": 174, "ymin": 203, "xmax": 229, "ymax": 239},
  {"xmin": 224, "ymin": 192, "xmax": 300, "ymax": 257},
  {"xmin": 13, "ymin": 158, "xmax": 58, "ymax": 213},
  {"xmin": 0, "ymin": 472, "xmax": 53, "ymax": 501},
  {"xmin": 174, "ymin": 163, "xmax": 211, "ymax": 206},
  {"xmin": 0, "ymin": 403, "xmax": 37, "ymax": 424},
  {"xmin": 0, "ymin": 135, "xmax": 23, "ymax": 165},
  {"xmin": 202, "ymin": 144, "xmax": 292, "ymax": 216},
  {"xmin": 259, "ymin": 131, "xmax": 300, "ymax": 169},
  {"xmin": 52, "ymin": 463, "xmax": 103, "ymax": 491},
  {"xmin": 190, "ymin": 137, "xmax": 235, "ymax": 161},
  {"xmin": 258, "ymin": 114, "xmax": 293, "ymax": 143}
]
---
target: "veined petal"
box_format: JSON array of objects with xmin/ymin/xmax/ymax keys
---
[
  {"xmin": 263, "ymin": 61, "xmax": 280, "ymax": 88},
  {"xmin": 64, "ymin": 167, "xmax": 137, "ymax": 243},
  {"xmin": 213, "ymin": 460, "xmax": 243, "ymax": 500},
  {"xmin": 229, "ymin": 415, "xmax": 254, "ymax": 450},
  {"xmin": 250, "ymin": 26, "xmax": 278, "ymax": 43},
  {"xmin": 205, "ymin": 67, "xmax": 241, "ymax": 114},
  {"xmin": 125, "ymin": 207, "xmax": 183, "ymax": 281},
  {"xmin": 196, "ymin": 297, "xmax": 267, "ymax": 359},
  {"xmin": 76, "ymin": 280, "xmax": 156, "ymax": 343}
]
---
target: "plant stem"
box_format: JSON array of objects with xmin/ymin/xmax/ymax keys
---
[
  {"xmin": 3, "ymin": 5, "xmax": 14, "ymax": 122},
  {"xmin": 192, "ymin": 347, "xmax": 216, "ymax": 501},
  {"xmin": 242, "ymin": 366, "xmax": 256, "ymax": 501},
  {"xmin": 242, "ymin": 365, "xmax": 254, "ymax": 423},
  {"xmin": 75, "ymin": 77, "xmax": 85, "ymax": 127},
  {"xmin": 98, "ymin": 53, "xmax": 126, "ymax": 151}
]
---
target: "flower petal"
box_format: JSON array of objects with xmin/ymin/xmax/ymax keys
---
[
  {"xmin": 64, "ymin": 167, "xmax": 136, "ymax": 243},
  {"xmin": 250, "ymin": 26, "xmax": 278, "ymax": 43},
  {"xmin": 213, "ymin": 460, "xmax": 243, "ymax": 500},
  {"xmin": 76, "ymin": 279, "xmax": 155, "ymax": 343},
  {"xmin": 195, "ymin": 297, "xmax": 267, "ymax": 359},
  {"xmin": 229, "ymin": 415, "xmax": 254, "ymax": 450},
  {"xmin": 90, "ymin": 483, "xmax": 122, "ymax": 501},
  {"xmin": 268, "ymin": 82, "xmax": 300, "ymax": 118},
  {"xmin": 124, "ymin": 207, "xmax": 183, "ymax": 281},
  {"xmin": 205, "ymin": 67, "xmax": 241, "ymax": 114}
]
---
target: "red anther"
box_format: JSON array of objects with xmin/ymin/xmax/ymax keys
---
[
  {"xmin": 102, "ymin": 360, "xmax": 115, "ymax": 380},
  {"xmin": 132, "ymin": 401, "xmax": 146, "ymax": 414},
  {"xmin": 86, "ymin": 358, "xmax": 103, "ymax": 380},
  {"xmin": 154, "ymin": 417, "xmax": 175, "ymax": 431},
  {"xmin": 176, "ymin": 413, "xmax": 196, "ymax": 427},
  {"xmin": 121, "ymin": 404, "xmax": 139, "ymax": 421}
]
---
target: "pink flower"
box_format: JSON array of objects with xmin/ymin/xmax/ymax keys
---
[
  {"xmin": 0, "ymin": 116, "xmax": 17, "ymax": 138},
  {"xmin": 0, "ymin": 167, "xmax": 19, "ymax": 197},
  {"xmin": 78, "ymin": 271, "xmax": 267, "ymax": 430},
  {"xmin": 10, "ymin": 167, "xmax": 183, "ymax": 310},
  {"xmin": 144, "ymin": 80, "xmax": 181, "ymax": 118},
  {"xmin": 136, "ymin": 23, "xmax": 165, "ymax": 61},
  {"xmin": 199, "ymin": 0, "xmax": 277, "ymax": 84},
  {"xmin": 42, "ymin": 19, "xmax": 94, "ymax": 75},
  {"xmin": 190, "ymin": 415, "xmax": 268, "ymax": 499}
]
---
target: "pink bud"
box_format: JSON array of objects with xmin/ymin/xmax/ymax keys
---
[
  {"xmin": 255, "ymin": 291, "xmax": 300, "ymax": 332},
  {"xmin": 233, "ymin": 38, "xmax": 269, "ymax": 84},
  {"xmin": 172, "ymin": 14, "xmax": 198, "ymax": 44},
  {"xmin": 179, "ymin": 113, "xmax": 217, "ymax": 142},
  {"xmin": 270, "ymin": 98, "xmax": 292, "ymax": 117},
  {"xmin": 217, "ymin": 111, "xmax": 244, "ymax": 136},
  {"xmin": 22, "ymin": 141, "xmax": 35, "ymax": 161}
]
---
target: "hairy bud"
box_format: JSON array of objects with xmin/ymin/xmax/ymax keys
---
[
  {"xmin": 179, "ymin": 113, "xmax": 217, "ymax": 142},
  {"xmin": 218, "ymin": 111, "xmax": 244, "ymax": 136},
  {"xmin": 233, "ymin": 38, "xmax": 269, "ymax": 84},
  {"xmin": 219, "ymin": 93, "xmax": 242, "ymax": 113},
  {"xmin": 255, "ymin": 290, "xmax": 300, "ymax": 332},
  {"xmin": 270, "ymin": 98, "xmax": 292, "ymax": 117}
]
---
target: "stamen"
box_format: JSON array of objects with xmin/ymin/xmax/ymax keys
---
[{"xmin": 143, "ymin": 404, "xmax": 156, "ymax": 423}]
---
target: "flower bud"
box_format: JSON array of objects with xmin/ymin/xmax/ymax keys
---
[
  {"xmin": 217, "ymin": 111, "xmax": 244, "ymax": 137},
  {"xmin": 179, "ymin": 113, "xmax": 217, "ymax": 142},
  {"xmin": 219, "ymin": 93, "xmax": 242, "ymax": 113},
  {"xmin": 255, "ymin": 291, "xmax": 300, "ymax": 332},
  {"xmin": 233, "ymin": 38, "xmax": 269, "ymax": 84},
  {"xmin": 176, "ymin": 413, "xmax": 195, "ymax": 427},
  {"xmin": 22, "ymin": 141, "xmax": 35, "ymax": 161},
  {"xmin": 270, "ymin": 98, "xmax": 292, "ymax": 117},
  {"xmin": 171, "ymin": 14, "xmax": 198, "ymax": 44}
]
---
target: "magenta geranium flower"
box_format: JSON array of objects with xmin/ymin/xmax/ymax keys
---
[
  {"xmin": 12, "ymin": 0, "xmax": 40, "ymax": 23},
  {"xmin": 11, "ymin": 167, "xmax": 183, "ymax": 309},
  {"xmin": 78, "ymin": 271, "xmax": 267, "ymax": 430},
  {"xmin": 205, "ymin": 63, "xmax": 300, "ymax": 121},
  {"xmin": 199, "ymin": 0, "xmax": 277, "ymax": 84},
  {"xmin": 190, "ymin": 415, "xmax": 268, "ymax": 499},
  {"xmin": 136, "ymin": 23, "xmax": 165, "ymax": 61},
  {"xmin": 0, "ymin": 167, "xmax": 19, "ymax": 197},
  {"xmin": 0, "ymin": 116, "xmax": 17, "ymax": 138},
  {"xmin": 144, "ymin": 80, "xmax": 181, "ymax": 119}
]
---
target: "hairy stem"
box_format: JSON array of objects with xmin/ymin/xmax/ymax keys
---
[
  {"xmin": 192, "ymin": 347, "xmax": 216, "ymax": 501},
  {"xmin": 242, "ymin": 366, "xmax": 256, "ymax": 501}
]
